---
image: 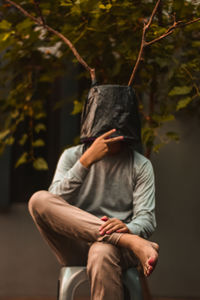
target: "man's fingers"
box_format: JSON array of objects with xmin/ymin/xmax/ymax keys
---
[
  {"xmin": 105, "ymin": 224, "xmax": 124, "ymax": 234},
  {"xmin": 104, "ymin": 135, "xmax": 124, "ymax": 144},
  {"xmin": 100, "ymin": 129, "xmax": 116, "ymax": 139},
  {"xmin": 102, "ymin": 222, "xmax": 119, "ymax": 233},
  {"xmin": 99, "ymin": 219, "xmax": 114, "ymax": 230},
  {"xmin": 99, "ymin": 218, "xmax": 128, "ymax": 235}
]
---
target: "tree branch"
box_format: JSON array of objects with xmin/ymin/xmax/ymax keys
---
[
  {"xmin": 128, "ymin": 0, "xmax": 200, "ymax": 86},
  {"xmin": 145, "ymin": 17, "xmax": 200, "ymax": 47},
  {"xmin": 128, "ymin": 22, "xmax": 146, "ymax": 86},
  {"xmin": 33, "ymin": 0, "xmax": 46, "ymax": 26},
  {"xmin": 146, "ymin": 0, "xmax": 161, "ymax": 29},
  {"xmin": 4, "ymin": 0, "xmax": 96, "ymax": 82},
  {"xmin": 128, "ymin": 0, "xmax": 161, "ymax": 86}
]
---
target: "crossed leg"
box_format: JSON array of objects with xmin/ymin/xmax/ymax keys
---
[{"xmin": 28, "ymin": 190, "xmax": 159, "ymax": 299}]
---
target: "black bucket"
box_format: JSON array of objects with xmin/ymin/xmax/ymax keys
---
[{"xmin": 80, "ymin": 84, "xmax": 142, "ymax": 152}]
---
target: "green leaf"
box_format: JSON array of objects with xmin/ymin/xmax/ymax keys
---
[
  {"xmin": 0, "ymin": 129, "xmax": 10, "ymax": 141},
  {"xmin": 35, "ymin": 123, "xmax": 46, "ymax": 133},
  {"xmin": 99, "ymin": 3, "xmax": 112, "ymax": 10},
  {"xmin": 15, "ymin": 152, "xmax": 28, "ymax": 168},
  {"xmin": 19, "ymin": 134, "xmax": 28, "ymax": 146},
  {"xmin": 71, "ymin": 100, "xmax": 83, "ymax": 115},
  {"xmin": 35, "ymin": 112, "xmax": 47, "ymax": 120},
  {"xmin": 11, "ymin": 110, "xmax": 19, "ymax": 119},
  {"xmin": 192, "ymin": 41, "xmax": 200, "ymax": 48},
  {"xmin": 106, "ymin": 4, "xmax": 112, "ymax": 9},
  {"xmin": 16, "ymin": 19, "xmax": 33, "ymax": 32},
  {"xmin": 152, "ymin": 114, "xmax": 175, "ymax": 123},
  {"xmin": 39, "ymin": 74, "xmax": 54, "ymax": 82},
  {"xmin": 169, "ymin": 86, "xmax": 192, "ymax": 96},
  {"xmin": 153, "ymin": 143, "xmax": 164, "ymax": 153},
  {"xmin": 42, "ymin": 9, "xmax": 51, "ymax": 16},
  {"xmin": 5, "ymin": 136, "xmax": 14, "ymax": 145},
  {"xmin": 176, "ymin": 97, "xmax": 192, "ymax": 111},
  {"xmin": 1, "ymin": 31, "xmax": 14, "ymax": 42},
  {"xmin": 99, "ymin": 4, "xmax": 106, "ymax": 9},
  {"xmin": 32, "ymin": 139, "xmax": 45, "ymax": 147},
  {"xmin": 141, "ymin": 127, "xmax": 154, "ymax": 144},
  {"xmin": 0, "ymin": 20, "xmax": 12, "ymax": 30},
  {"xmin": 166, "ymin": 132, "xmax": 179, "ymax": 142},
  {"xmin": 60, "ymin": 0, "xmax": 73, "ymax": 6},
  {"xmin": 33, "ymin": 157, "xmax": 48, "ymax": 170}
]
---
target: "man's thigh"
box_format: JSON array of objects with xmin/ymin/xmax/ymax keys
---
[{"xmin": 87, "ymin": 241, "xmax": 138, "ymax": 270}]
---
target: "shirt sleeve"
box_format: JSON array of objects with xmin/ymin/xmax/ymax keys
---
[
  {"xmin": 48, "ymin": 147, "xmax": 89, "ymax": 202},
  {"xmin": 126, "ymin": 158, "xmax": 156, "ymax": 239}
]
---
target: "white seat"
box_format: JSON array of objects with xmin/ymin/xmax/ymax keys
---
[{"xmin": 57, "ymin": 266, "xmax": 143, "ymax": 300}]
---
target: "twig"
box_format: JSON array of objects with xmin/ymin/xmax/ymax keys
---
[
  {"xmin": 128, "ymin": 0, "xmax": 200, "ymax": 86},
  {"xmin": 145, "ymin": 17, "xmax": 200, "ymax": 47},
  {"xmin": 128, "ymin": 0, "xmax": 161, "ymax": 86},
  {"xmin": 33, "ymin": 0, "xmax": 46, "ymax": 26},
  {"xmin": 4, "ymin": 0, "xmax": 96, "ymax": 82},
  {"xmin": 145, "ymin": 0, "xmax": 161, "ymax": 29},
  {"xmin": 183, "ymin": 66, "xmax": 200, "ymax": 97}
]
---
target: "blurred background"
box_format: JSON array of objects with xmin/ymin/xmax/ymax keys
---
[{"xmin": 0, "ymin": 0, "xmax": 200, "ymax": 299}]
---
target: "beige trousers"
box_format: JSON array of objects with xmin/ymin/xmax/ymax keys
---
[{"xmin": 28, "ymin": 190, "xmax": 138, "ymax": 300}]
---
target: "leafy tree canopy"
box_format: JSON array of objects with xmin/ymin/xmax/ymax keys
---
[{"xmin": 0, "ymin": 0, "xmax": 200, "ymax": 169}]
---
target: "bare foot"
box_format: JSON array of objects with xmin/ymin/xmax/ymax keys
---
[
  {"xmin": 131, "ymin": 237, "xmax": 159, "ymax": 276},
  {"xmin": 118, "ymin": 234, "xmax": 159, "ymax": 277}
]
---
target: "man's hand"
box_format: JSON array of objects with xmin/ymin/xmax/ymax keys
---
[
  {"xmin": 80, "ymin": 129, "xmax": 124, "ymax": 168},
  {"xmin": 99, "ymin": 216, "xmax": 130, "ymax": 235}
]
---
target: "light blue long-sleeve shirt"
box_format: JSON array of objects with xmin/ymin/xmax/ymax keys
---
[{"xmin": 48, "ymin": 144, "xmax": 156, "ymax": 239}]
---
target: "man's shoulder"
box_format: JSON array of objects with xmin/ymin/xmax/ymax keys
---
[
  {"xmin": 59, "ymin": 144, "xmax": 84, "ymax": 166},
  {"xmin": 62, "ymin": 144, "xmax": 84, "ymax": 159},
  {"xmin": 133, "ymin": 150, "xmax": 153, "ymax": 173}
]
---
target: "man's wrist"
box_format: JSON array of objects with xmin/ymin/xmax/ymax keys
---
[{"xmin": 80, "ymin": 154, "xmax": 93, "ymax": 168}]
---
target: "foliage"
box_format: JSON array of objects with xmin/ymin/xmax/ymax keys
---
[{"xmin": 0, "ymin": 0, "xmax": 200, "ymax": 168}]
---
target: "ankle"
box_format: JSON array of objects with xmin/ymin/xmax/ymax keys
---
[
  {"xmin": 118, "ymin": 233, "xmax": 139, "ymax": 250},
  {"xmin": 117, "ymin": 233, "xmax": 131, "ymax": 248}
]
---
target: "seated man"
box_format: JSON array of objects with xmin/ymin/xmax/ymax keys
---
[{"xmin": 28, "ymin": 128, "xmax": 159, "ymax": 300}]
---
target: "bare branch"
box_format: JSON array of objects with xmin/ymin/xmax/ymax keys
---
[
  {"xmin": 145, "ymin": 17, "xmax": 178, "ymax": 47},
  {"xmin": 4, "ymin": 0, "xmax": 96, "ymax": 82},
  {"xmin": 182, "ymin": 17, "xmax": 200, "ymax": 27},
  {"xmin": 145, "ymin": 30, "xmax": 172, "ymax": 46},
  {"xmin": 146, "ymin": 17, "xmax": 200, "ymax": 47},
  {"xmin": 146, "ymin": 0, "xmax": 161, "ymax": 29},
  {"xmin": 128, "ymin": 0, "xmax": 161, "ymax": 86},
  {"xmin": 33, "ymin": 0, "xmax": 46, "ymax": 26},
  {"xmin": 128, "ymin": 22, "xmax": 146, "ymax": 86},
  {"xmin": 128, "ymin": 0, "xmax": 200, "ymax": 86}
]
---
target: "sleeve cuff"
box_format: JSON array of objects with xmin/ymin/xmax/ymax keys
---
[
  {"xmin": 69, "ymin": 159, "xmax": 90, "ymax": 182},
  {"xmin": 126, "ymin": 223, "xmax": 142, "ymax": 236}
]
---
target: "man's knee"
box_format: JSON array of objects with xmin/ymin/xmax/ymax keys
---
[
  {"xmin": 28, "ymin": 190, "xmax": 50, "ymax": 216},
  {"xmin": 87, "ymin": 242, "xmax": 121, "ymax": 274}
]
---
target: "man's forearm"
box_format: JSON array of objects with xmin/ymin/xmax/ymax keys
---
[{"xmin": 80, "ymin": 153, "xmax": 93, "ymax": 168}]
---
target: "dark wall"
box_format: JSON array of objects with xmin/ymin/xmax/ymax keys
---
[{"xmin": 149, "ymin": 113, "xmax": 200, "ymax": 297}]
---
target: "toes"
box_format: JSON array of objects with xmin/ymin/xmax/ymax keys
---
[
  {"xmin": 146, "ymin": 265, "xmax": 153, "ymax": 277},
  {"xmin": 144, "ymin": 259, "xmax": 155, "ymax": 277},
  {"xmin": 144, "ymin": 263, "xmax": 152, "ymax": 277},
  {"xmin": 148, "ymin": 257, "xmax": 157, "ymax": 267}
]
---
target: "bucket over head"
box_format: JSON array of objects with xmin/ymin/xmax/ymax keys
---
[{"xmin": 80, "ymin": 84, "xmax": 142, "ymax": 150}]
